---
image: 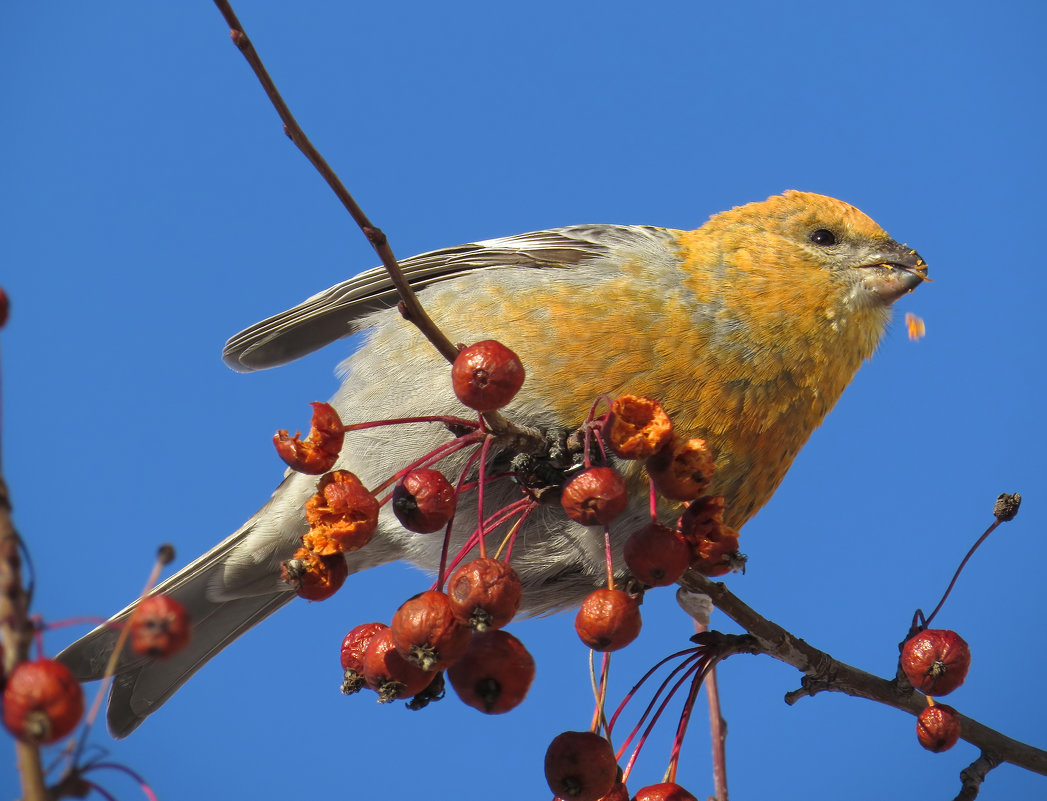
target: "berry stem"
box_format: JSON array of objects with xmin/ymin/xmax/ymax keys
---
[
  {"xmin": 372, "ymin": 430, "xmax": 486, "ymax": 497},
  {"xmin": 604, "ymin": 527, "xmax": 615, "ymax": 590},
  {"xmin": 922, "ymin": 517, "xmax": 1001, "ymax": 629},
  {"xmin": 493, "ymin": 500, "xmax": 538, "ymax": 562},
  {"xmin": 476, "ymin": 435, "xmax": 494, "ymax": 559},
  {"xmin": 435, "ymin": 446, "xmax": 485, "ymax": 589},
  {"xmin": 341, "ymin": 414, "xmax": 480, "ymax": 433}
]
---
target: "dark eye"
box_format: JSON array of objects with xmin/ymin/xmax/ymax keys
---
[{"xmin": 809, "ymin": 228, "xmax": 837, "ymax": 247}]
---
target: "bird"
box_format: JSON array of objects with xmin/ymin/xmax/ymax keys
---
[{"xmin": 59, "ymin": 190, "xmax": 927, "ymax": 736}]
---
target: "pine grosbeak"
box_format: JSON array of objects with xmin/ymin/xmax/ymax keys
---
[{"xmin": 60, "ymin": 190, "xmax": 927, "ymax": 735}]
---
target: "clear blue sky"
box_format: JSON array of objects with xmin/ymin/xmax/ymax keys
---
[{"xmin": 3, "ymin": 2, "xmax": 1045, "ymax": 799}]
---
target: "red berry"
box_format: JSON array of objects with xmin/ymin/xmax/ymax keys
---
[
  {"xmin": 605, "ymin": 395, "xmax": 673, "ymax": 460},
  {"xmin": 561, "ymin": 467, "xmax": 629, "ymax": 526},
  {"xmin": 451, "ymin": 340, "xmax": 526, "ymax": 411},
  {"xmin": 2, "ymin": 659, "xmax": 84, "ymax": 744},
  {"xmin": 575, "ymin": 589, "xmax": 642, "ymax": 652},
  {"xmin": 623, "ymin": 522, "xmax": 691, "ymax": 587},
  {"xmin": 340, "ymin": 622, "xmax": 387, "ymax": 694},
  {"xmin": 901, "ymin": 629, "xmax": 971, "ymax": 696},
  {"xmin": 447, "ymin": 557, "xmax": 523, "ymax": 631},
  {"xmin": 447, "ymin": 629, "xmax": 535, "ymax": 714},
  {"xmin": 645, "ymin": 437, "xmax": 714, "ymax": 502},
  {"xmin": 544, "ymin": 730, "xmax": 619, "ymax": 801},
  {"xmin": 595, "ymin": 781, "xmax": 630, "ymax": 801},
  {"xmin": 390, "ymin": 590, "xmax": 472, "ymax": 671},
  {"xmin": 916, "ymin": 703, "xmax": 961, "ymax": 752},
  {"xmin": 361, "ymin": 627, "xmax": 436, "ymax": 703},
  {"xmin": 0, "ymin": 288, "xmax": 9, "ymax": 328},
  {"xmin": 280, "ymin": 547, "xmax": 349, "ymax": 601},
  {"xmin": 392, "ymin": 468, "xmax": 457, "ymax": 533},
  {"xmin": 632, "ymin": 782, "xmax": 699, "ymax": 801},
  {"xmin": 129, "ymin": 594, "xmax": 192, "ymax": 658},
  {"xmin": 273, "ymin": 402, "xmax": 345, "ymax": 475}
]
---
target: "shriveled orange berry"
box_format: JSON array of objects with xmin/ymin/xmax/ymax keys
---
[
  {"xmin": 544, "ymin": 730, "xmax": 619, "ymax": 801},
  {"xmin": 447, "ymin": 557, "xmax": 523, "ymax": 631},
  {"xmin": 561, "ymin": 467, "xmax": 629, "ymax": 526},
  {"xmin": 273, "ymin": 402, "xmax": 345, "ymax": 474},
  {"xmin": 392, "ymin": 468, "xmax": 457, "ymax": 533},
  {"xmin": 303, "ymin": 470, "xmax": 379, "ymax": 555},
  {"xmin": 575, "ymin": 588, "xmax": 642, "ymax": 652},
  {"xmin": 645, "ymin": 436, "xmax": 715, "ymax": 502},
  {"xmin": 280, "ymin": 547, "xmax": 349, "ymax": 601},
  {"xmin": 916, "ymin": 703, "xmax": 961, "ymax": 752},
  {"xmin": 2, "ymin": 659, "xmax": 84, "ymax": 744},
  {"xmin": 361, "ymin": 627, "xmax": 436, "ymax": 703},
  {"xmin": 451, "ymin": 340, "xmax": 526, "ymax": 411},
  {"xmin": 447, "ymin": 629, "xmax": 535, "ymax": 714},
  {"xmin": 623, "ymin": 522, "xmax": 691, "ymax": 587},
  {"xmin": 632, "ymin": 782, "xmax": 699, "ymax": 801},
  {"xmin": 901, "ymin": 629, "xmax": 971, "ymax": 696},
  {"xmin": 677, "ymin": 497, "xmax": 744, "ymax": 577},
  {"xmin": 129, "ymin": 594, "xmax": 191, "ymax": 658},
  {"xmin": 605, "ymin": 395, "xmax": 673, "ymax": 460},
  {"xmin": 391, "ymin": 590, "xmax": 472, "ymax": 671},
  {"xmin": 340, "ymin": 622, "xmax": 387, "ymax": 695}
]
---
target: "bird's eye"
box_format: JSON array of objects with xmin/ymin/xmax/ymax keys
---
[{"xmin": 809, "ymin": 228, "xmax": 837, "ymax": 247}]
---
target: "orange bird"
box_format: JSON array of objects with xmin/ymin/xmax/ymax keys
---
[{"xmin": 61, "ymin": 190, "xmax": 927, "ymax": 735}]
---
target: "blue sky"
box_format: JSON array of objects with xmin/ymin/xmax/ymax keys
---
[{"xmin": 3, "ymin": 2, "xmax": 1046, "ymax": 799}]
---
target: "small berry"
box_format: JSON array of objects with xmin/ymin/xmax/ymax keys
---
[
  {"xmin": 561, "ymin": 467, "xmax": 629, "ymax": 527},
  {"xmin": 447, "ymin": 557, "xmax": 523, "ymax": 631},
  {"xmin": 361, "ymin": 627, "xmax": 436, "ymax": 703},
  {"xmin": 646, "ymin": 437, "xmax": 714, "ymax": 502},
  {"xmin": 451, "ymin": 340, "xmax": 526, "ymax": 411},
  {"xmin": 340, "ymin": 622, "xmax": 387, "ymax": 694},
  {"xmin": 632, "ymin": 782, "xmax": 699, "ymax": 801},
  {"xmin": 594, "ymin": 781, "xmax": 630, "ymax": 801},
  {"xmin": 2, "ymin": 659, "xmax": 84, "ymax": 744},
  {"xmin": 303, "ymin": 470, "xmax": 379, "ymax": 555},
  {"xmin": 129, "ymin": 594, "xmax": 192, "ymax": 658},
  {"xmin": 391, "ymin": 590, "xmax": 472, "ymax": 671},
  {"xmin": 392, "ymin": 468, "xmax": 457, "ymax": 533},
  {"xmin": 447, "ymin": 630, "xmax": 535, "ymax": 714},
  {"xmin": 901, "ymin": 629, "xmax": 971, "ymax": 696},
  {"xmin": 678, "ymin": 497, "xmax": 743, "ymax": 577},
  {"xmin": 575, "ymin": 588, "xmax": 642, "ymax": 652},
  {"xmin": 605, "ymin": 395, "xmax": 673, "ymax": 460},
  {"xmin": 273, "ymin": 402, "xmax": 345, "ymax": 475},
  {"xmin": 916, "ymin": 703, "xmax": 961, "ymax": 752},
  {"xmin": 544, "ymin": 730, "xmax": 619, "ymax": 801},
  {"xmin": 623, "ymin": 522, "xmax": 691, "ymax": 587},
  {"xmin": 281, "ymin": 547, "xmax": 349, "ymax": 601}
]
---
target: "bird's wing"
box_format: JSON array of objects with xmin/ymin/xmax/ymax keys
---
[{"xmin": 221, "ymin": 224, "xmax": 671, "ymax": 372}]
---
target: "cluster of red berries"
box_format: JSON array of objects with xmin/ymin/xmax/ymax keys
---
[
  {"xmin": 900, "ymin": 628, "xmax": 971, "ymax": 753},
  {"xmin": 2, "ymin": 594, "xmax": 190, "ymax": 745}
]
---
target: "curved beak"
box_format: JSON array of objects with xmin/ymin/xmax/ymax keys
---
[{"xmin": 855, "ymin": 240, "xmax": 928, "ymax": 304}]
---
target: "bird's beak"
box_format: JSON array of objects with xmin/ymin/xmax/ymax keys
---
[{"xmin": 855, "ymin": 241, "xmax": 928, "ymax": 303}]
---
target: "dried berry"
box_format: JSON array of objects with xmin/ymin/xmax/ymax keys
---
[
  {"xmin": 545, "ymin": 730, "xmax": 619, "ymax": 801},
  {"xmin": 646, "ymin": 437, "xmax": 714, "ymax": 502},
  {"xmin": 561, "ymin": 467, "xmax": 629, "ymax": 527},
  {"xmin": 273, "ymin": 402, "xmax": 345, "ymax": 475},
  {"xmin": 605, "ymin": 395, "xmax": 673, "ymax": 460},
  {"xmin": 575, "ymin": 588, "xmax": 642, "ymax": 652},
  {"xmin": 447, "ymin": 557, "xmax": 523, "ymax": 631},
  {"xmin": 340, "ymin": 622, "xmax": 387, "ymax": 694},
  {"xmin": 678, "ymin": 497, "xmax": 743, "ymax": 577},
  {"xmin": 2, "ymin": 659, "xmax": 84, "ymax": 744},
  {"xmin": 451, "ymin": 339, "xmax": 526, "ymax": 411},
  {"xmin": 916, "ymin": 703, "xmax": 961, "ymax": 752},
  {"xmin": 281, "ymin": 547, "xmax": 349, "ymax": 601},
  {"xmin": 901, "ymin": 629, "xmax": 971, "ymax": 696},
  {"xmin": 391, "ymin": 590, "xmax": 472, "ymax": 671},
  {"xmin": 303, "ymin": 470, "xmax": 379, "ymax": 555},
  {"xmin": 392, "ymin": 468, "xmax": 457, "ymax": 533},
  {"xmin": 623, "ymin": 522, "xmax": 691, "ymax": 587},
  {"xmin": 632, "ymin": 782, "xmax": 699, "ymax": 801},
  {"xmin": 361, "ymin": 627, "xmax": 436, "ymax": 703},
  {"xmin": 447, "ymin": 630, "xmax": 535, "ymax": 714},
  {"xmin": 129, "ymin": 594, "xmax": 192, "ymax": 658}
]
